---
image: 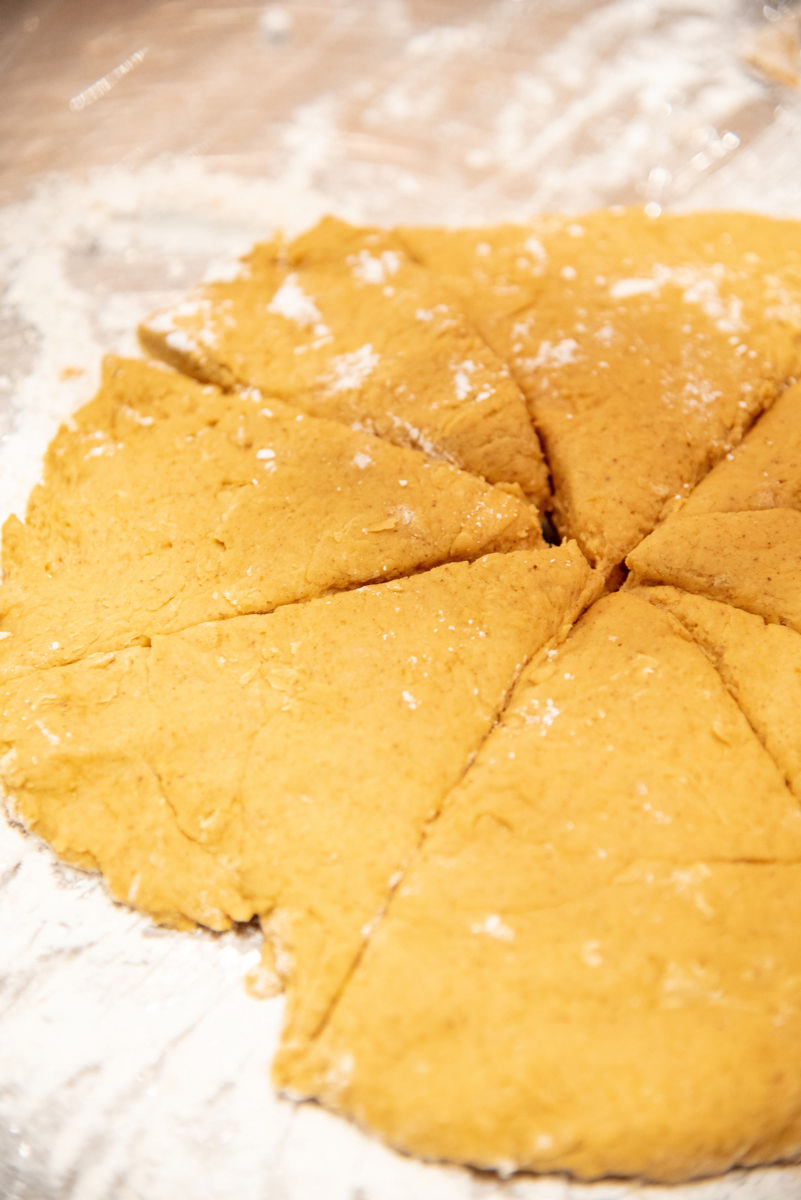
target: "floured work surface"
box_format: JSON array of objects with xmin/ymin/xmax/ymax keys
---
[{"xmin": 2, "ymin": 210, "xmax": 801, "ymax": 1184}]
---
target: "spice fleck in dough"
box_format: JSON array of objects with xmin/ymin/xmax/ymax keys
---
[{"xmin": 3, "ymin": 208, "xmax": 801, "ymax": 1185}]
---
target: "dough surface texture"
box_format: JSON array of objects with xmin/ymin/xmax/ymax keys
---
[{"xmin": 2, "ymin": 208, "xmax": 801, "ymax": 1185}]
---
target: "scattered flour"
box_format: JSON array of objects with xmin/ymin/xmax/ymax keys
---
[
  {"xmin": 325, "ymin": 344, "xmax": 380, "ymax": 392},
  {"xmin": 267, "ymin": 273, "xmax": 326, "ymax": 328}
]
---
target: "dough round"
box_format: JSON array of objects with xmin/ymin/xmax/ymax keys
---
[{"xmin": 2, "ymin": 209, "xmax": 801, "ymax": 1184}]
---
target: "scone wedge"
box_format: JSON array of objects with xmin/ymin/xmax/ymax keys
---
[
  {"xmin": 626, "ymin": 508, "xmax": 801, "ymax": 632},
  {"xmin": 139, "ymin": 218, "xmax": 549, "ymax": 502}
]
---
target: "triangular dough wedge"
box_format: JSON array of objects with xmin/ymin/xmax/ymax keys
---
[
  {"xmin": 626, "ymin": 508, "xmax": 801, "ymax": 632},
  {"xmin": 284, "ymin": 592, "xmax": 801, "ymax": 1182},
  {"xmin": 635, "ymin": 584, "xmax": 801, "ymax": 799},
  {"xmin": 139, "ymin": 218, "xmax": 549, "ymax": 502},
  {"xmin": 0, "ymin": 357, "xmax": 545, "ymax": 682},
  {"xmin": 0, "ymin": 544, "xmax": 598, "ymax": 1065},
  {"xmin": 681, "ymin": 377, "xmax": 801, "ymax": 516},
  {"xmin": 402, "ymin": 210, "xmax": 801, "ymax": 570}
]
